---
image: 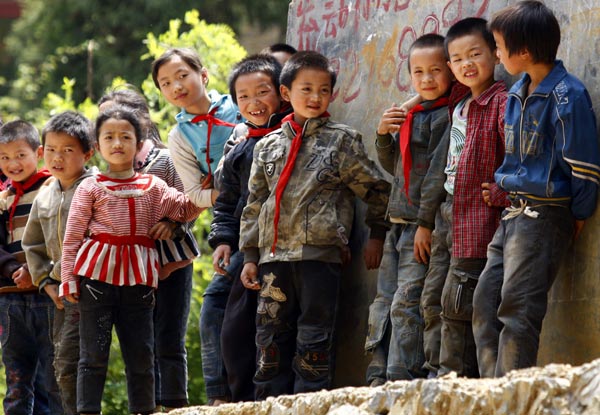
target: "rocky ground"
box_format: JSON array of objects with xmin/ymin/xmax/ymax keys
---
[{"xmin": 159, "ymin": 358, "xmax": 600, "ymax": 415}]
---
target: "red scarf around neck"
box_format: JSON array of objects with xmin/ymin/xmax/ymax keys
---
[
  {"xmin": 270, "ymin": 112, "xmax": 329, "ymax": 256},
  {"xmin": 9, "ymin": 168, "xmax": 52, "ymax": 237},
  {"xmin": 399, "ymin": 96, "xmax": 449, "ymax": 199},
  {"xmin": 191, "ymin": 106, "xmax": 236, "ymax": 188}
]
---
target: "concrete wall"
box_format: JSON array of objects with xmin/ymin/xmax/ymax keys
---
[{"xmin": 285, "ymin": 0, "xmax": 600, "ymax": 385}]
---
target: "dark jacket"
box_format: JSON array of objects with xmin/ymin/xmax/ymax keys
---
[
  {"xmin": 208, "ymin": 108, "xmax": 292, "ymax": 250},
  {"xmin": 375, "ymin": 100, "xmax": 450, "ymax": 229}
]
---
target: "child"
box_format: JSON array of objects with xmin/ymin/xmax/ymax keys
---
[
  {"xmin": 22, "ymin": 111, "xmax": 94, "ymax": 415},
  {"xmin": 208, "ymin": 53, "xmax": 291, "ymax": 402},
  {"xmin": 152, "ymin": 48, "xmax": 240, "ymax": 403},
  {"xmin": 473, "ymin": 1, "xmax": 600, "ymax": 378},
  {"xmin": 364, "ymin": 33, "xmax": 452, "ymax": 385},
  {"xmin": 260, "ymin": 43, "xmax": 298, "ymax": 66},
  {"xmin": 0, "ymin": 120, "xmax": 62, "ymax": 414},
  {"xmin": 239, "ymin": 51, "xmax": 390, "ymax": 399},
  {"xmin": 432, "ymin": 17, "xmax": 508, "ymax": 377},
  {"xmin": 98, "ymin": 87, "xmax": 199, "ymax": 411},
  {"xmin": 59, "ymin": 106, "xmax": 201, "ymax": 415}
]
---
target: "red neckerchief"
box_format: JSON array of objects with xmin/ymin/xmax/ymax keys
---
[
  {"xmin": 8, "ymin": 169, "xmax": 52, "ymax": 238},
  {"xmin": 246, "ymin": 123, "xmax": 282, "ymax": 138},
  {"xmin": 399, "ymin": 96, "xmax": 449, "ymax": 199},
  {"xmin": 191, "ymin": 107, "xmax": 236, "ymax": 188},
  {"xmin": 271, "ymin": 112, "xmax": 329, "ymax": 256}
]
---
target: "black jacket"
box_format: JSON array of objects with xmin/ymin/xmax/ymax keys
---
[{"xmin": 208, "ymin": 108, "xmax": 292, "ymax": 250}]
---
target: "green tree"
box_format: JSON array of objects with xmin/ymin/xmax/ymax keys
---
[
  {"xmin": 0, "ymin": 11, "xmax": 246, "ymax": 411},
  {"xmin": 0, "ymin": 0, "xmax": 287, "ymax": 119}
]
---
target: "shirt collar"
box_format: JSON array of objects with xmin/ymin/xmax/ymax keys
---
[{"xmin": 175, "ymin": 90, "xmax": 228, "ymax": 124}]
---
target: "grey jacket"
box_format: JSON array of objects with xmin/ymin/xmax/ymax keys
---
[
  {"xmin": 22, "ymin": 168, "xmax": 97, "ymax": 288},
  {"xmin": 240, "ymin": 115, "xmax": 390, "ymax": 265},
  {"xmin": 376, "ymin": 102, "xmax": 450, "ymax": 229}
]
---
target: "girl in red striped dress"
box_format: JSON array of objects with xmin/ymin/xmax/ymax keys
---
[{"xmin": 59, "ymin": 106, "xmax": 201, "ymax": 415}]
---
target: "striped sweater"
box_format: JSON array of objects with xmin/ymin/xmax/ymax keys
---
[{"xmin": 59, "ymin": 172, "xmax": 201, "ymax": 297}]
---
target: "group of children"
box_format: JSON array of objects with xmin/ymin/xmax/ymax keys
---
[
  {"xmin": 0, "ymin": 1, "xmax": 598, "ymax": 414},
  {"xmin": 366, "ymin": 0, "xmax": 600, "ymax": 387}
]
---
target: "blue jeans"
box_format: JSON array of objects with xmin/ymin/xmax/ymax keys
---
[
  {"xmin": 473, "ymin": 204, "xmax": 574, "ymax": 377},
  {"xmin": 0, "ymin": 292, "xmax": 62, "ymax": 415},
  {"xmin": 420, "ymin": 198, "xmax": 451, "ymax": 375},
  {"xmin": 53, "ymin": 299, "xmax": 80, "ymax": 415},
  {"xmin": 366, "ymin": 224, "xmax": 427, "ymax": 382},
  {"xmin": 199, "ymin": 256, "xmax": 237, "ymax": 400},
  {"xmin": 77, "ymin": 279, "xmax": 155, "ymax": 414},
  {"xmin": 154, "ymin": 264, "xmax": 192, "ymax": 408}
]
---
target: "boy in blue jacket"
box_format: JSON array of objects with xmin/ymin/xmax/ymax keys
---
[{"xmin": 473, "ymin": 0, "xmax": 600, "ymax": 377}]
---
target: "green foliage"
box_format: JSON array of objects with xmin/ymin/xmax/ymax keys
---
[{"xmin": 0, "ymin": 11, "xmax": 246, "ymax": 411}]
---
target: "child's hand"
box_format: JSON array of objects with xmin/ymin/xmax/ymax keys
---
[
  {"xmin": 376, "ymin": 103, "xmax": 407, "ymax": 135},
  {"xmin": 481, "ymin": 182, "xmax": 492, "ymax": 206},
  {"xmin": 12, "ymin": 266, "xmax": 33, "ymax": 289},
  {"xmin": 241, "ymin": 262, "xmax": 260, "ymax": 290},
  {"xmin": 43, "ymin": 284, "xmax": 64, "ymax": 310},
  {"xmin": 211, "ymin": 189, "xmax": 220, "ymax": 205},
  {"xmin": 64, "ymin": 293, "xmax": 79, "ymax": 304},
  {"xmin": 159, "ymin": 259, "xmax": 193, "ymax": 280},
  {"xmin": 213, "ymin": 244, "xmax": 232, "ymax": 274},
  {"xmin": 363, "ymin": 238, "xmax": 384, "ymax": 270},
  {"xmin": 149, "ymin": 221, "xmax": 176, "ymax": 240},
  {"xmin": 414, "ymin": 226, "xmax": 432, "ymax": 264}
]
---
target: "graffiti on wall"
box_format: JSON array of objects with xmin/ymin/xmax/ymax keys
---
[{"xmin": 290, "ymin": 0, "xmax": 491, "ymax": 104}]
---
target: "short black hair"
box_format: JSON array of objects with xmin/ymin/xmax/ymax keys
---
[
  {"xmin": 490, "ymin": 0, "xmax": 560, "ymax": 64},
  {"xmin": 444, "ymin": 17, "xmax": 496, "ymax": 60},
  {"xmin": 261, "ymin": 43, "xmax": 298, "ymax": 56},
  {"xmin": 408, "ymin": 33, "xmax": 446, "ymax": 73},
  {"xmin": 42, "ymin": 111, "xmax": 93, "ymax": 153},
  {"xmin": 0, "ymin": 120, "xmax": 40, "ymax": 151},
  {"xmin": 151, "ymin": 47, "xmax": 204, "ymax": 88},
  {"xmin": 98, "ymin": 85, "xmax": 165, "ymax": 148},
  {"xmin": 280, "ymin": 50, "xmax": 337, "ymax": 90},
  {"xmin": 95, "ymin": 105, "xmax": 143, "ymax": 145},
  {"xmin": 228, "ymin": 54, "xmax": 283, "ymax": 104}
]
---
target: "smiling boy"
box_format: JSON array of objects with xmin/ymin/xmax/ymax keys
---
[
  {"xmin": 433, "ymin": 17, "xmax": 508, "ymax": 377},
  {"xmin": 239, "ymin": 51, "xmax": 390, "ymax": 398},
  {"xmin": 365, "ymin": 33, "xmax": 453, "ymax": 384},
  {"xmin": 0, "ymin": 120, "xmax": 61, "ymax": 413}
]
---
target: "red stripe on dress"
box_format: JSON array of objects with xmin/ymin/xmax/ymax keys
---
[
  {"xmin": 113, "ymin": 245, "xmax": 122, "ymax": 286},
  {"xmin": 74, "ymin": 240, "xmax": 94, "ymax": 274},
  {"xmin": 132, "ymin": 246, "xmax": 144, "ymax": 285},
  {"xmin": 128, "ymin": 198, "xmax": 137, "ymax": 235},
  {"xmin": 98, "ymin": 245, "xmax": 111, "ymax": 283},
  {"xmin": 123, "ymin": 245, "xmax": 131, "ymax": 286}
]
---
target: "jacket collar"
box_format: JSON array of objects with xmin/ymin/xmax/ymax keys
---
[
  {"xmin": 512, "ymin": 60, "xmax": 566, "ymax": 98},
  {"xmin": 281, "ymin": 113, "xmax": 330, "ymax": 139},
  {"xmin": 175, "ymin": 90, "xmax": 227, "ymax": 124}
]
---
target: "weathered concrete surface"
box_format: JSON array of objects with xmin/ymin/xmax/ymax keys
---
[
  {"xmin": 163, "ymin": 358, "xmax": 600, "ymax": 415},
  {"xmin": 285, "ymin": 0, "xmax": 600, "ymax": 386}
]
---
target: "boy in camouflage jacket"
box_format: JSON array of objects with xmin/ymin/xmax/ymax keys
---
[{"xmin": 239, "ymin": 51, "xmax": 390, "ymax": 399}]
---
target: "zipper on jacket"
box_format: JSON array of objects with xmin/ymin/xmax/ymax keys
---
[{"xmin": 57, "ymin": 191, "xmax": 65, "ymax": 253}]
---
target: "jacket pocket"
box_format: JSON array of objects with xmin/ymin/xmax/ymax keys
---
[{"xmin": 305, "ymin": 190, "xmax": 338, "ymax": 245}]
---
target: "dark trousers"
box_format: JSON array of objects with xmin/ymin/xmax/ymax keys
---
[
  {"xmin": 254, "ymin": 260, "xmax": 341, "ymax": 400},
  {"xmin": 77, "ymin": 279, "xmax": 155, "ymax": 414},
  {"xmin": 154, "ymin": 264, "xmax": 192, "ymax": 408},
  {"xmin": 473, "ymin": 204, "xmax": 574, "ymax": 377},
  {"xmin": 221, "ymin": 250, "xmax": 255, "ymax": 402}
]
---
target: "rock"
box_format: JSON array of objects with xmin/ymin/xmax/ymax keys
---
[{"xmin": 169, "ymin": 359, "xmax": 600, "ymax": 415}]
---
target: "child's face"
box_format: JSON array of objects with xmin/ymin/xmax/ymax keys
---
[
  {"xmin": 96, "ymin": 118, "xmax": 140, "ymax": 173},
  {"xmin": 493, "ymin": 31, "xmax": 526, "ymax": 76},
  {"xmin": 0, "ymin": 139, "xmax": 42, "ymax": 183},
  {"xmin": 409, "ymin": 46, "xmax": 453, "ymax": 101},
  {"xmin": 447, "ymin": 33, "xmax": 499, "ymax": 97},
  {"xmin": 44, "ymin": 132, "xmax": 92, "ymax": 189},
  {"xmin": 156, "ymin": 55, "xmax": 210, "ymax": 114},
  {"xmin": 280, "ymin": 68, "xmax": 332, "ymax": 125},
  {"xmin": 235, "ymin": 72, "xmax": 281, "ymax": 127}
]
